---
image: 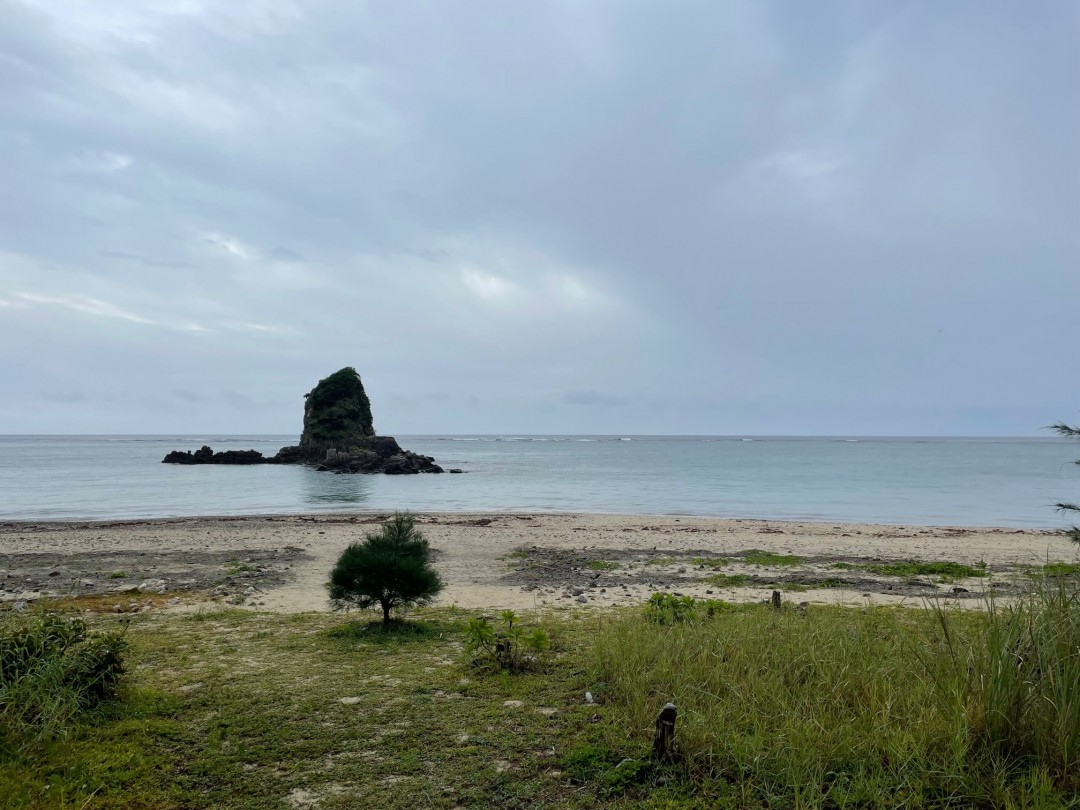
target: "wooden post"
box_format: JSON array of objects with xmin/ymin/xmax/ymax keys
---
[
  {"xmin": 771, "ymin": 590, "xmax": 781, "ymax": 610},
  {"xmin": 652, "ymin": 702, "xmax": 677, "ymax": 761}
]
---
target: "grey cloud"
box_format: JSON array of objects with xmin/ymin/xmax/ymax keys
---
[
  {"xmin": 100, "ymin": 250, "xmax": 194, "ymax": 270},
  {"xmin": 137, "ymin": 396, "xmax": 178, "ymax": 413},
  {"xmin": 1, "ymin": 1, "xmax": 1077, "ymax": 434},
  {"xmin": 41, "ymin": 391, "xmax": 86, "ymax": 404},
  {"xmin": 563, "ymin": 391, "xmax": 630, "ymax": 408},
  {"xmin": 270, "ymin": 246, "xmax": 305, "ymax": 263},
  {"xmin": 222, "ymin": 390, "xmax": 260, "ymax": 410},
  {"xmin": 172, "ymin": 388, "xmax": 205, "ymax": 404}
]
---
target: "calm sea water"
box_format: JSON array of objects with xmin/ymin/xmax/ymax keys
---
[{"xmin": 0, "ymin": 435, "xmax": 1076, "ymax": 527}]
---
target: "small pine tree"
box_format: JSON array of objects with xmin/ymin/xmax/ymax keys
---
[
  {"xmin": 1050, "ymin": 422, "xmax": 1080, "ymax": 544},
  {"xmin": 327, "ymin": 513, "xmax": 443, "ymax": 626}
]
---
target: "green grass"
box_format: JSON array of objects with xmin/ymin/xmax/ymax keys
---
[
  {"xmin": 1, "ymin": 607, "xmax": 601, "ymax": 809},
  {"xmin": 818, "ymin": 577, "xmax": 846, "ymax": 588},
  {"xmin": 1042, "ymin": 562, "xmax": 1080, "ymax": 577},
  {"xmin": 704, "ymin": 573, "xmax": 749, "ymax": 587},
  {"xmin": 106, "ymin": 571, "xmax": 128, "ymax": 580},
  {"xmin": 5, "ymin": 586, "xmax": 1079, "ymax": 809},
  {"xmin": 828, "ymin": 560, "xmax": 988, "ymax": 582},
  {"xmin": 323, "ymin": 617, "xmax": 450, "ymax": 646},
  {"xmin": 586, "ymin": 560, "xmax": 619, "ymax": 571},
  {"xmin": 742, "ymin": 549, "xmax": 802, "ymax": 567},
  {"xmin": 862, "ymin": 560, "xmax": 987, "ymax": 579},
  {"xmin": 1, "ymin": 611, "xmax": 127, "ymax": 757},
  {"xmin": 591, "ymin": 585, "xmax": 1080, "ymax": 807}
]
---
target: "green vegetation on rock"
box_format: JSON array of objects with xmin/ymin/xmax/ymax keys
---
[{"xmin": 298, "ymin": 366, "xmax": 374, "ymax": 452}]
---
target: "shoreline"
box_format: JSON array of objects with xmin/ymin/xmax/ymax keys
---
[
  {"xmin": 0, "ymin": 508, "xmax": 1065, "ymax": 531},
  {"xmin": 2, "ymin": 512, "xmax": 1074, "ymax": 613}
]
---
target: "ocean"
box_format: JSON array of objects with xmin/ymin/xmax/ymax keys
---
[{"xmin": 0, "ymin": 435, "xmax": 1076, "ymax": 527}]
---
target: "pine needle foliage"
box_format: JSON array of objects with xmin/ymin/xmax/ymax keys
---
[
  {"xmin": 327, "ymin": 513, "xmax": 443, "ymax": 627},
  {"xmin": 1049, "ymin": 422, "xmax": 1080, "ymax": 544}
]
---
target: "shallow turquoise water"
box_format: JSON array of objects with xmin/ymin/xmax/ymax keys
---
[{"xmin": 0, "ymin": 435, "xmax": 1076, "ymax": 527}]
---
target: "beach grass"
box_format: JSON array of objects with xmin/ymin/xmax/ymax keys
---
[
  {"xmin": 2, "ymin": 586, "xmax": 1078, "ymax": 809},
  {"xmin": 591, "ymin": 585, "xmax": 1080, "ymax": 808},
  {"xmin": 1040, "ymin": 562, "xmax": 1080, "ymax": 577}
]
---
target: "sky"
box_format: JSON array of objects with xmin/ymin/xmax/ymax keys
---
[{"xmin": 1, "ymin": 1, "xmax": 1078, "ymax": 436}]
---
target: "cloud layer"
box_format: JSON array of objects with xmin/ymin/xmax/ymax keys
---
[{"xmin": 1, "ymin": 0, "xmax": 1078, "ymax": 434}]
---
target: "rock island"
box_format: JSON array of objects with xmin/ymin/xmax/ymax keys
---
[{"xmin": 162, "ymin": 367, "xmax": 443, "ymax": 474}]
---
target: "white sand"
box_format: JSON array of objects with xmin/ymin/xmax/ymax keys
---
[{"xmin": 2, "ymin": 513, "xmax": 1073, "ymax": 612}]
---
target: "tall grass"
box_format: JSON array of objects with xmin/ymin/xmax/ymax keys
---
[
  {"xmin": 942, "ymin": 580, "xmax": 1080, "ymax": 782},
  {"xmin": 591, "ymin": 585, "xmax": 1080, "ymax": 807},
  {"xmin": 0, "ymin": 610, "xmax": 127, "ymax": 755}
]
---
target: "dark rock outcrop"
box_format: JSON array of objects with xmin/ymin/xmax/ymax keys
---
[
  {"xmin": 162, "ymin": 368, "xmax": 442, "ymax": 474},
  {"xmin": 313, "ymin": 437, "xmax": 442, "ymax": 475},
  {"xmin": 267, "ymin": 445, "xmax": 309, "ymax": 465},
  {"xmin": 162, "ymin": 446, "xmax": 266, "ymax": 465}
]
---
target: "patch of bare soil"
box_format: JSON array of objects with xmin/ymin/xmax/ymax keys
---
[
  {"xmin": 1, "ymin": 546, "xmax": 311, "ymax": 605},
  {"xmin": 501, "ymin": 546, "xmax": 1022, "ymax": 602}
]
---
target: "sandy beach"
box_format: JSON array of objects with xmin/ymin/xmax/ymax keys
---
[{"xmin": 2, "ymin": 512, "xmax": 1074, "ymax": 613}]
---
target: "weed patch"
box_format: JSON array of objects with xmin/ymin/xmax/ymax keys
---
[
  {"xmin": 562, "ymin": 744, "xmax": 650, "ymax": 795},
  {"xmin": 466, "ymin": 610, "xmax": 551, "ymax": 673},
  {"xmin": 1042, "ymin": 562, "xmax": 1080, "ymax": 577},
  {"xmin": 1, "ymin": 611, "xmax": 127, "ymax": 754},
  {"xmin": 818, "ymin": 577, "xmax": 846, "ymax": 588},
  {"xmin": 704, "ymin": 572, "xmax": 749, "ymax": 587},
  {"xmin": 586, "ymin": 560, "xmax": 619, "ymax": 571},
  {"xmin": 742, "ymin": 549, "xmax": 802, "ymax": 566},
  {"xmin": 691, "ymin": 557, "xmax": 727, "ymax": 568},
  {"xmin": 863, "ymin": 560, "xmax": 986, "ymax": 579}
]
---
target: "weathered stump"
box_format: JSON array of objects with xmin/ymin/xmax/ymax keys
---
[
  {"xmin": 652, "ymin": 702, "xmax": 677, "ymax": 761},
  {"xmin": 771, "ymin": 590, "xmax": 781, "ymax": 610}
]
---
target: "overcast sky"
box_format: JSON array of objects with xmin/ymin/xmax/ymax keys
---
[{"xmin": 1, "ymin": 1, "xmax": 1078, "ymax": 436}]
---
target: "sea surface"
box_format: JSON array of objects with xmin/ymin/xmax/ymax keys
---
[{"xmin": 0, "ymin": 435, "xmax": 1077, "ymax": 527}]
